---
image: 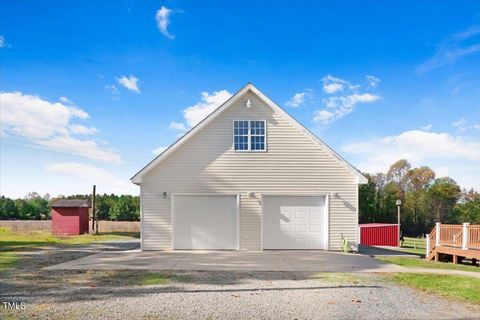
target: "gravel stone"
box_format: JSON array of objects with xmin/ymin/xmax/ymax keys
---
[{"xmin": 2, "ymin": 271, "xmax": 479, "ymax": 320}]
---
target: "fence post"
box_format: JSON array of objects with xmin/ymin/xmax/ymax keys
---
[
  {"xmin": 435, "ymin": 222, "xmax": 441, "ymax": 246},
  {"xmin": 462, "ymin": 222, "xmax": 470, "ymax": 250}
]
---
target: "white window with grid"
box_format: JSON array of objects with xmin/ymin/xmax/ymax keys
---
[{"xmin": 233, "ymin": 120, "xmax": 266, "ymax": 151}]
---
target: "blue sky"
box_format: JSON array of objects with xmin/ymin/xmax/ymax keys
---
[{"xmin": 1, "ymin": 1, "xmax": 479, "ymax": 198}]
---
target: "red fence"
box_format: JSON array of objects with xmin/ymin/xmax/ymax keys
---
[{"xmin": 359, "ymin": 223, "xmax": 399, "ymax": 247}]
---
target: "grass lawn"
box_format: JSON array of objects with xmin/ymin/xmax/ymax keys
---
[
  {"xmin": 0, "ymin": 252, "xmax": 19, "ymax": 272},
  {"xmin": 378, "ymin": 256, "xmax": 480, "ymax": 273},
  {"xmin": 0, "ymin": 227, "xmax": 139, "ymax": 271},
  {"xmin": 312, "ymin": 272, "xmax": 366, "ymax": 284},
  {"xmin": 389, "ymin": 273, "xmax": 480, "ymax": 304},
  {"xmin": 137, "ymin": 273, "xmax": 171, "ymax": 286},
  {"xmin": 0, "ymin": 227, "xmax": 138, "ymax": 251},
  {"xmin": 66, "ymin": 270, "xmax": 173, "ymax": 286},
  {"xmin": 400, "ymin": 237, "xmax": 426, "ymax": 255}
]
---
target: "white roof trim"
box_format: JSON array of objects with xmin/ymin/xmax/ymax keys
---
[{"xmin": 131, "ymin": 83, "xmax": 368, "ymax": 185}]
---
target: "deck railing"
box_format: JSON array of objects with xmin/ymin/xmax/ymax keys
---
[
  {"xmin": 469, "ymin": 225, "xmax": 480, "ymax": 249},
  {"xmin": 426, "ymin": 222, "xmax": 480, "ymax": 256},
  {"xmin": 439, "ymin": 224, "xmax": 463, "ymax": 247}
]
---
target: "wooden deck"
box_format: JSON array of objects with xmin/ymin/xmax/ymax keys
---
[{"xmin": 426, "ymin": 223, "xmax": 480, "ymax": 265}]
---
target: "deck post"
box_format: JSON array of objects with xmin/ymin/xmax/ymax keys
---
[
  {"xmin": 426, "ymin": 236, "xmax": 430, "ymax": 256},
  {"xmin": 435, "ymin": 222, "xmax": 441, "ymax": 246},
  {"xmin": 462, "ymin": 222, "xmax": 469, "ymax": 250}
]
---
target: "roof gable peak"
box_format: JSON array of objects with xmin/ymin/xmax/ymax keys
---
[{"xmin": 131, "ymin": 83, "xmax": 367, "ymax": 184}]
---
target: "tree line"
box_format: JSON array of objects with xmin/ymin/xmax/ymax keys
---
[
  {"xmin": 1, "ymin": 159, "xmax": 479, "ymax": 235},
  {"xmin": 359, "ymin": 159, "xmax": 480, "ymax": 236},
  {"xmin": 0, "ymin": 192, "xmax": 140, "ymax": 221}
]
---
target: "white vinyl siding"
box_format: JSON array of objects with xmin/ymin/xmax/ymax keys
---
[{"xmin": 141, "ymin": 91, "xmax": 358, "ymax": 251}]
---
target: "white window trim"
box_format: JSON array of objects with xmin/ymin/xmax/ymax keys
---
[{"xmin": 232, "ymin": 120, "xmax": 267, "ymax": 152}]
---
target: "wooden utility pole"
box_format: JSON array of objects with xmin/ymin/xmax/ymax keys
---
[
  {"xmin": 396, "ymin": 199, "xmax": 402, "ymax": 246},
  {"xmin": 92, "ymin": 185, "xmax": 98, "ymax": 235}
]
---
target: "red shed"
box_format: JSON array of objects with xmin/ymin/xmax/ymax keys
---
[
  {"xmin": 51, "ymin": 199, "xmax": 90, "ymax": 235},
  {"xmin": 359, "ymin": 223, "xmax": 399, "ymax": 247}
]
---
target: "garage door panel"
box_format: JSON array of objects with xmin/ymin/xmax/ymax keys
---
[
  {"xmin": 295, "ymin": 210, "xmax": 307, "ymax": 219},
  {"xmin": 263, "ymin": 196, "xmax": 326, "ymax": 250},
  {"xmin": 174, "ymin": 195, "xmax": 237, "ymax": 250},
  {"xmin": 295, "ymin": 224, "xmax": 307, "ymax": 232}
]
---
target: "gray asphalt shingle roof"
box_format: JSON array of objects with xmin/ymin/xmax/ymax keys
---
[{"xmin": 51, "ymin": 199, "xmax": 91, "ymax": 208}]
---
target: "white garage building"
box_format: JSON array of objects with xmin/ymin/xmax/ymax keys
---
[{"xmin": 131, "ymin": 83, "xmax": 367, "ymax": 251}]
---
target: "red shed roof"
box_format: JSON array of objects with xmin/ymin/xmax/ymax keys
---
[{"xmin": 51, "ymin": 199, "xmax": 91, "ymax": 208}]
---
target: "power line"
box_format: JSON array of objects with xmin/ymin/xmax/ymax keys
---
[
  {"xmin": 1, "ymin": 136, "xmax": 154, "ymax": 160},
  {"xmin": 0, "ymin": 141, "xmax": 144, "ymax": 164}
]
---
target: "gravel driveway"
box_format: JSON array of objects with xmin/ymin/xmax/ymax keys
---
[{"xmin": 2, "ymin": 271, "xmax": 479, "ymax": 320}]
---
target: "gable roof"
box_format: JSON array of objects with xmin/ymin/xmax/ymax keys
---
[
  {"xmin": 52, "ymin": 199, "xmax": 91, "ymax": 208},
  {"xmin": 131, "ymin": 83, "xmax": 368, "ymax": 185}
]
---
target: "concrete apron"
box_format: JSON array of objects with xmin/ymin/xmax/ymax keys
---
[{"xmin": 44, "ymin": 250, "xmax": 402, "ymax": 272}]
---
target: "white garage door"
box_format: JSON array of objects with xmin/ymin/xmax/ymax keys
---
[
  {"xmin": 262, "ymin": 196, "xmax": 327, "ymax": 249},
  {"xmin": 173, "ymin": 195, "xmax": 238, "ymax": 250}
]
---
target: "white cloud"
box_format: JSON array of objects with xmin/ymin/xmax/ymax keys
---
[
  {"xmin": 37, "ymin": 136, "xmax": 120, "ymax": 163},
  {"xmin": 315, "ymin": 93, "xmax": 379, "ymax": 124},
  {"xmin": 59, "ymin": 96, "xmax": 74, "ymax": 105},
  {"xmin": 1, "ymin": 92, "xmax": 88, "ymax": 139},
  {"xmin": 421, "ymin": 124, "xmax": 432, "ymax": 130},
  {"xmin": 314, "ymin": 75, "xmax": 381, "ymax": 124},
  {"xmin": 342, "ymin": 130, "xmax": 480, "ymax": 189},
  {"xmin": 322, "ymin": 75, "xmax": 348, "ymax": 94},
  {"xmin": 0, "ymin": 35, "xmax": 6, "ymax": 48},
  {"xmin": 313, "ymin": 110, "xmax": 335, "ymax": 123},
  {"xmin": 152, "ymin": 146, "xmax": 167, "ymax": 155},
  {"xmin": 46, "ymin": 163, "xmax": 132, "ymax": 194},
  {"xmin": 366, "ymin": 75, "xmax": 381, "ymax": 88},
  {"xmin": 417, "ymin": 25, "xmax": 480, "ymax": 74},
  {"xmin": 323, "ymin": 83, "xmax": 344, "ymax": 94},
  {"xmin": 68, "ymin": 124, "xmax": 98, "ymax": 135},
  {"xmin": 452, "ymin": 117, "xmax": 479, "ymax": 132},
  {"xmin": 169, "ymin": 121, "xmax": 187, "ymax": 131},
  {"xmin": 285, "ymin": 92, "xmax": 306, "ymax": 107},
  {"xmin": 106, "ymin": 84, "xmax": 120, "ymax": 97},
  {"xmin": 156, "ymin": 6, "xmax": 175, "ymax": 39},
  {"xmin": 0, "ymin": 91, "xmax": 121, "ymax": 163},
  {"xmin": 169, "ymin": 90, "xmax": 232, "ymax": 131},
  {"xmin": 343, "ymin": 130, "xmax": 480, "ymax": 163},
  {"xmin": 117, "ymin": 75, "xmax": 140, "ymax": 93},
  {"xmin": 453, "ymin": 117, "xmax": 467, "ymax": 132},
  {"xmin": 325, "ymin": 93, "xmax": 379, "ymax": 107},
  {"xmin": 180, "ymin": 90, "xmax": 232, "ymax": 128},
  {"xmin": 447, "ymin": 72, "xmax": 470, "ymax": 94}
]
